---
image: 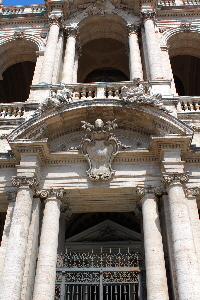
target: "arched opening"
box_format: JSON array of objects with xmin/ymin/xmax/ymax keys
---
[
  {"xmin": 168, "ymin": 32, "xmax": 200, "ymax": 96},
  {"xmin": 78, "ymin": 38, "xmax": 129, "ymax": 83},
  {"xmin": 0, "ymin": 61, "xmax": 36, "ymax": 103},
  {"xmin": 0, "ymin": 39, "xmax": 38, "ymax": 103},
  {"xmin": 170, "ymin": 55, "xmax": 200, "ymax": 96}
]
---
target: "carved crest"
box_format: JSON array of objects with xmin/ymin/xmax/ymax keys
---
[{"xmin": 81, "ymin": 119, "xmax": 118, "ymax": 181}]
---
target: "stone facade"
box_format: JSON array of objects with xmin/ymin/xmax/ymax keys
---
[{"xmin": 0, "ymin": 0, "xmax": 199, "ymax": 299}]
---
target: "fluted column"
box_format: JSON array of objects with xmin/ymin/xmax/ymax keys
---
[
  {"xmin": 185, "ymin": 188, "xmax": 200, "ymax": 272},
  {"xmin": 40, "ymin": 13, "xmax": 62, "ymax": 84},
  {"xmin": 137, "ymin": 187, "xmax": 169, "ymax": 300},
  {"xmin": 0, "ymin": 176, "xmax": 38, "ymax": 300},
  {"xmin": 127, "ymin": 24, "xmax": 143, "ymax": 80},
  {"xmin": 141, "ymin": 11, "xmax": 163, "ymax": 80},
  {"xmin": 32, "ymin": 189, "xmax": 64, "ymax": 300},
  {"xmin": 163, "ymin": 173, "xmax": 200, "ymax": 299},
  {"xmin": 61, "ymin": 27, "xmax": 78, "ymax": 84}
]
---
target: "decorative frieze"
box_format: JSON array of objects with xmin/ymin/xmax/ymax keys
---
[
  {"xmin": 12, "ymin": 176, "xmax": 39, "ymax": 189},
  {"xmin": 162, "ymin": 172, "xmax": 189, "ymax": 185}
]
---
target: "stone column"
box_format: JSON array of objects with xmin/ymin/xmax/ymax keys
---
[
  {"xmin": 141, "ymin": 11, "xmax": 163, "ymax": 80},
  {"xmin": 0, "ymin": 176, "xmax": 38, "ymax": 300},
  {"xmin": 185, "ymin": 188, "xmax": 200, "ymax": 272},
  {"xmin": 61, "ymin": 27, "xmax": 78, "ymax": 84},
  {"xmin": 72, "ymin": 46, "xmax": 81, "ymax": 84},
  {"xmin": 39, "ymin": 13, "xmax": 62, "ymax": 84},
  {"xmin": 0, "ymin": 192, "xmax": 16, "ymax": 274},
  {"xmin": 137, "ymin": 187, "xmax": 169, "ymax": 300},
  {"xmin": 32, "ymin": 189, "xmax": 64, "ymax": 300},
  {"xmin": 127, "ymin": 24, "xmax": 143, "ymax": 80},
  {"xmin": 163, "ymin": 173, "xmax": 200, "ymax": 299}
]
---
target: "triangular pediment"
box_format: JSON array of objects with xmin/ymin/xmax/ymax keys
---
[{"xmin": 66, "ymin": 220, "xmax": 141, "ymax": 243}]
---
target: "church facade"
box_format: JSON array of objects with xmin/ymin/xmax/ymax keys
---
[{"xmin": 0, "ymin": 0, "xmax": 200, "ymax": 299}]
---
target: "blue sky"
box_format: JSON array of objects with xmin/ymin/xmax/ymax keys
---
[{"xmin": 3, "ymin": 0, "xmax": 44, "ymax": 5}]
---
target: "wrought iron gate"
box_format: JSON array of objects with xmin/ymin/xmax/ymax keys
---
[{"xmin": 55, "ymin": 251, "xmax": 146, "ymax": 300}]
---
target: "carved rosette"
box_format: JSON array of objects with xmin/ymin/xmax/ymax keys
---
[
  {"xmin": 126, "ymin": 24, "xmax": 140, "ymax": 36},
  {"xmin": 140, "ymin": 11, "xmax": 156, "ymax": 22},
  {"xmin": 6, "ymin": 191, "xmax": 17, "ymax": 202},
  {"xmin": 162, "ymin": 172, "xmax": 189, "ymax": 185},
  {"xmin": 12, "ymin": 176, "xmax": 39, "ymax": 190},
  {"xmin": 81, "ymin": 119, "xmax": 118, "ymax": 181}
]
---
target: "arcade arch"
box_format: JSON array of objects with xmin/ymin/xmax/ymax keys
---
[
  {"xmin": 0, "ymin": 39, "xmax": 38, "ymax": 102},
  {"xmin": 168, "ymin": 32, "xmax": 200, "ymax": 96}
]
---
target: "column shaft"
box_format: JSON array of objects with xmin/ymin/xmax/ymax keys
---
[
  {"xmin": 167, "ymin": 182, "xmax": 200, "ymax": 299},
  {"xmin": 143, "ymin": 17, "xmax": 163, "ymax": 80},
  {"xmin": 128, "ymin": 26, "xmax": 143, "ymax": 80},
  {"xmin": 40, "ymin": 20, "xmax": 60, "ymax": 84},
  {"xmin": 0, "ymin": 186, "xmax": 33, "ymax": 300},
  {"xmin": 142, "ymin": 193, "xmax": 169, "ymax": 300},
  {"xmin": 33, "ymin": 196, "xmax": 60, "ymax": 300},
  {"xmin": 62, "ymin": 28, "xmax": 77, "ymax": 84}
]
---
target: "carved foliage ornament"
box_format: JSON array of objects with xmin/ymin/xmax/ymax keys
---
[
  {"xmin": 81, "ymin": 119, "xmax": 118, "ymax": 181},
  {"xmin": 37, "ymin": 84, "xmax": 73, "ymax": 114},
  {"xmin": 12, "ymin": 176, "xmax": 39, "ymax": 189},
  {"xmin": 121, "ymin": 79, "xmax": 166, "ymax": 111},
  {"xmin": 36, "ymin": 188, "xmax": 65, "ymax": 200}
]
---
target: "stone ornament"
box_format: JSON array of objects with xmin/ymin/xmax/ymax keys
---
[
  {"xmin": 81, "ymin": 119, "xmax": 118, "ymax": 181},
  {"xmin": 14, "ymin": 31, "xmax": 24, "ymax": 39},
  {"xmin": 37, "ymin": 85, "xmax": 73, "ymax": 114},
  {"xmin": 12, "ymin": 176, "xmax": 39, "ymax": 189},
  {"xmin": 126, "ymin": 24, "xmax": 140, "ymax": 35},
  {"xmin": 180, "ymin": 22, "xmax": 192, "ymax": 33},
  {"xmin": 66, "ymin": 26, "xmax": 79, "ymax": 37},
  {"xmin": 49, "ymin": 13, "xmax": 63, "ymax": 26},
  {"xmin": 121, "ymin": 80, "xmax": 165, "ymax": 110},
  {"xmin": 162, "ymin": 172, "xmax": 189, "ymax": 185},
  {"xmin": 6, "ymin": 191, "xmax": 17, "ymax": 202},
  {"xmin": 185, "ymin": 187, "xmax": 199, "ymax": 197},
  {"xmin": 36, "ymin": 188, "xmax": 65, "ymax": 200}
]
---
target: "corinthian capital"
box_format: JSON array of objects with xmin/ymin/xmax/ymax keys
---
[
  {"xmin": 140, "ymin": 10, "xmax": 156, "ymax": 22},
  {"xmin": 126, "ymin": 24, "xmax": 140, "ymax": 35},
  {"xmin": 162, "ymin": 172, "xmax": 189, "ymax": 185},
  {"xmin": 36, "ymin": 188, "xmax": 65, "ymax": 200},
  {"xmin": 49, "ymin": 13, "xmax": 63, "ymax": 26},
  {"xmin": 66, "ymin": 26, "xmax": 79, "ymax": 38},
  {"xmin": 137, "ymin": 186, "xmax": 163, "ymax": 197},
  {"xmin": 12, "ymin": 176, "xmax": 39, "ymax": 190}
]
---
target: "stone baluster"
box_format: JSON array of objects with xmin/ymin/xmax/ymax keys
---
[
  {"xmin": 141, "ymin": 11, "xmax": 163, "ymax": 80},
  {"xmin": 39, "ymin": 13, "xmax": 62, "ymax": 84},
  {"xmin": 185, "ymin": 188, "xmax": 200, "ymax": 272},
  {"xmin": 62, "ymin": 27, "xmax": 78, "ymax": 84},
  {"xmin": 0, "ymin": 176, "xmax": 38, "ymax": 300},
  {"xmin": 163, "ymin": 173, "xmax": 200, "ymax": 299},
  {"xmin": 32, "ymin": 189, "xmax": 65, "ymax": 300},
  {"xmin": 127, "ymin": 24, "xmax": 143, "ymax": 80},
  {"xmin": 137, "ymin": 187, "xmax": 169, "ymax": 300}
]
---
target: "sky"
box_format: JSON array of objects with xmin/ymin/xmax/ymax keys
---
[{"xmin": 3, "ymin": 0, "xmax": 45, "ymax": 5}]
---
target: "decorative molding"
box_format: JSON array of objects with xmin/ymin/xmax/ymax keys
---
[
  {"xmin": 66, "ymin": 26, "xmax": 79, "ymax": 38},
  {"xmin": 49, "ymin": 13, "xmax": 63, "ymax": 26},
  {"xmin": 162, "ymin": 172, "xmax": 189, "ymax": 185},
  {"xmin": 6, "ymin": 191, "xmax": 17, "ymax": 202},
  {"xmin": 12, "ymin": 176, "xmax": 39, "ymax": 189},
  {"xmin": 81, "ymin": 119, "xmax": 119, "ymax": 181}
]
